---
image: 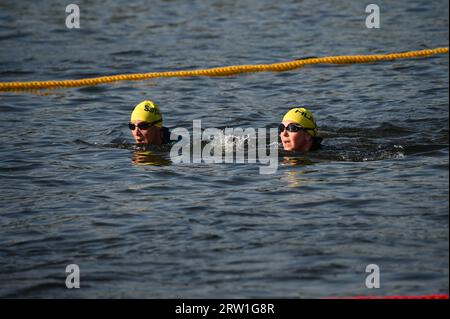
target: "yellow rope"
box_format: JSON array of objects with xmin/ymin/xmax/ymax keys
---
[{"xmin": 0, "ymin": 47, "xmax": 448, "ymax": 91}]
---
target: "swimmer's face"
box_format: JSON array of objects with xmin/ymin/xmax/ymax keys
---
[
  {"xmin": 130, "ymin": 120, "xmax": 161, "ymax": 144},
  {"xmin": 280, "ymin": 120, "xmax": 313, "ymax": 152}
]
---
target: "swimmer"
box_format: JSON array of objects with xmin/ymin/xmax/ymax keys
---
[
  {"xmin": 279, "ymin": 107, "xmax": 323, "ymax": 151},
  {"xmin": 129, "ymin": 100, "xmax": 171, "ymax": 145}
]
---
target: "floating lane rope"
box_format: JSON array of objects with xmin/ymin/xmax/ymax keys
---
[{"xmin": 0, "ymin": 47, "xmax": 448, "ymax": 91}]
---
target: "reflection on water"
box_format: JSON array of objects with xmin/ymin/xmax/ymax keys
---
[
  {"xmin": 281, "ymin": 170, "xmax": 312, "ymax": 188},
  {"xmin": 131, "ymin": 150, "xmax": 172, "ymax": 166},
  {"xmin": 280, "ymin": 155, "xmax": 316, "ymax": 166}
]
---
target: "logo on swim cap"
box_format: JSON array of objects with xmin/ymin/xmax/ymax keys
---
[
  {"xmin": 130, "ymin": 100, "xmax": 163, "ymax": 127},
  {"xmin": 282, "ymin": 107, "xmax": 318, "ymax": 136},
  {"xmin": 144, "ymin": 104, "xmax": 161, "ymax": 115}
]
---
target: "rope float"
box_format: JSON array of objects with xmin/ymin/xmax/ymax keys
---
[{"xmin": 0, "ymin": 47, "xmax": 448, "ymax": 91}]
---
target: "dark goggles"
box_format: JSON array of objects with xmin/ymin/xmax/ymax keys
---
[
  {"xmin": 128, "ymin": 119, "xmax": 162, "ymax": 131},
  {"xmin": 278, "ymin": 123, "xmax": 308, "ymax": 134}
]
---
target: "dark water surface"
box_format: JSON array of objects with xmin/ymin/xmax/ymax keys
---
[{"xmin": 0, "ymin": 0, "xmax": 448, "ymax": 298}]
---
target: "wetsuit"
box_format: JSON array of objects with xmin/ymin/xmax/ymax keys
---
[
  {"xmin": 160, "ymin": 127, "xmax": 172, "ymax": 144},
  {"xmin": 311, "ymin": 136, "xmax": 323, "ymax": 151}
]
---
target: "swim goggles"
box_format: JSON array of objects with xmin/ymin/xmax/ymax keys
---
[
  {"xmin": 128, "ymin": 119, "xmax": 162, "ymax": 131},
  {"xmin": 278, "ymin": 123, "xmax": 312, "ymax": 133}
]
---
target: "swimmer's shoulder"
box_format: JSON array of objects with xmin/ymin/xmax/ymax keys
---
[
  {"xmin": 161, "ymin": 126, "xmax": 182, "ymax": 144},
  {"xmin": 311, "ymin": 136, "xmax": 323, "ymax": 151}
]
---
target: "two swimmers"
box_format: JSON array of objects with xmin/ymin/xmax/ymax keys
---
[{"xmin": 128, "ymin": 100, "xmax": 322, "ymax": 151}]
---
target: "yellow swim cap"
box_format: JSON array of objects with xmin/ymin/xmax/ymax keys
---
[
  {"xmin": 130, "ymin": 100, "xmax": 163, "ymax": 127},
  {"xmin": 282, "ymin": 107, "xmax": 318, "ymax": 136}
]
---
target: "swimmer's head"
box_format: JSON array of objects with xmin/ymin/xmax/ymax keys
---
[
  {"xmin": 282, "ymin": 107, "xmax": 318, "ymax": 137},
  {"xmin": 280, "ymin": 107, "xmax": 319, "ymax": 152},
  {"xmin": 129, "ymin": 100, "xmax": 163, "ymax": 145},
  {"xmin": 130, "ymin": 100, "xmax": 163, "ymax": 128}
]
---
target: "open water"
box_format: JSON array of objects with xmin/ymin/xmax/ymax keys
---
[{"xmin": 0, "ymin": 0, "xmax": 448, "ymax": 298}]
